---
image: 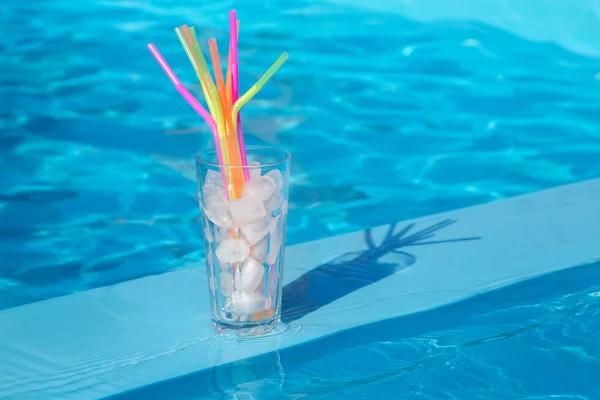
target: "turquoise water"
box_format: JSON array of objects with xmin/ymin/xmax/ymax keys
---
[
  {"xmin": 2, "ymin": 0, "xmax": 600, "ymax": 398},
  {"xmin": 109, "ymin": 263, "xmax": 600, "ymax": 400},
  {"xmin": 2, "ymin": 0, "xmax": 600, "ymax": 308}
]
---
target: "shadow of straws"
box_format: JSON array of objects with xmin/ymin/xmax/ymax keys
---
[{"xmin": 281, "ymin": 219, "xmax": 481, "ymax": 323}]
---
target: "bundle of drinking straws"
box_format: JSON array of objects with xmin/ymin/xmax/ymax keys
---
[{"xmin": 147, "ymin": 10, "xmax": 288, "ymax": 201}]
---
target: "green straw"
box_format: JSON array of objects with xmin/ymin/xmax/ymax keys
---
[
  {"xmin": 174, "ymin": 27, "xmax": 218, "ymax": 123},
  {"xmin": 188, "ymin": 26, "xmax": 223, "ymax": 127},
  {"xmin": 231, "ymin": 52, "xmax": 289, "ymax": 133},
  {"xmin": 189, "ymin": 27, "xmax": 245, "ymax": 180},
  {"xmin": 176, "ymin": 26, "xmax": 233, "ymax": 167}
]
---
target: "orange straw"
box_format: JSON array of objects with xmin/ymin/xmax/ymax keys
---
[
  {"xmin": 208, "ymin": 38, "xmax": 228, "ymax": 115},
  {"xmin": 222, "ymin": 19, "xmax": 244, "ymax": 198},
  {"xmin": 180, "ymin": 25, "xmax": 243, "ymax": 198}
]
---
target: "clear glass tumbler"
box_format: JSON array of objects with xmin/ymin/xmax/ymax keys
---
[{"xmin": 196, "ymin": 146, "xmax": 290, "ymax": 336}]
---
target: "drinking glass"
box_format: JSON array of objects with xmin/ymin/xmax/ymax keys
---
[{"xmin": 195, "ymin": 146, "xmax": 290, "ymax": 336}]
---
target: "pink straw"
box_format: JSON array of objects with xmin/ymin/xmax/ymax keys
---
[
  {"xmin": 229, "ymin": 11, "xmax": 250, "ymax": 181},
  {"xmin": 147, "ymin": 43, "xmax": 229, "ymax": 196},
  {"xmin": 148, "ymin": 44, "xmax": 215, "ymax": 130}
]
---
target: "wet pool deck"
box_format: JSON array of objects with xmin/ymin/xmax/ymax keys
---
[{"xmin": 1, "ymin": 178, "xmax": 599, "ymax": 399}]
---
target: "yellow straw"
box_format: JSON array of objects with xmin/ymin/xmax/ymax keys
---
[
  {"xmin": 174, "ymin": 27, "xmax": 217, "ymax": 123},
  {"xmin": 174, "ymin": 26, "xmax": 238, "ymax": 199},
  {"xmin": 186, "ymin": 27, "xmax": 223, "ymax": 128},
  {"xmin": 231, "ymin": 52, "xmax": 289, "ymax": 134},
  {"xmin": 189, "ymin": 27, "xmax": 245, "ymax": 197},
  {"xmin": 189, "ymin": 26, "xmax": 244, "ymax": 198}
]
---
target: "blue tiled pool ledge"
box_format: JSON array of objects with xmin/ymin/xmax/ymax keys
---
[{"xmin": 1, "ymin": 178, "xmax": 599, "ymax": 399}]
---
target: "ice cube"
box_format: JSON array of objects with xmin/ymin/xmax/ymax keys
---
[
  {"xmin": 205, "ymin": 169, "xmax": 224, "ymax": 188},
  {"xmin": 223, "ymin": 297, "xmax": 237, "ymax": 315},
  {"xmin": 203, "ymin": 170, "xmax": 226, "ymax": 198},
  {"xmin": 202, "ymin": 183, "xmax": 222, "ymax": 199},
  {"xmin": 241, "ymin": 215, "xmax": 274, "ymax": 245},
  {"xmin": 215, "ymin": 226, "xmax": 231, "ymax": 243},
  {"xmin": 227, "ymin": 291, "xmax": 267, "ymax": 315},
  {"xmin": 220, "ymin": 310, "xmax": 239, "ymax": 322},
  {"xmin": 234, "ymin": 257, "xmax": 265, "ymax": 292},
  {"xmin": 251, "ymin": 236, "xmax": 268, "ymax": 260},
  {"xmin": 219, "ymin": 259, "xmax": 232, "ymax": 271},
  {"xmin": 216, "ymin": 238, "xmax": 250, "ymax": 263},
  {"xmin": 265, "ymin": 191, "xmax": 284, "ymax": 214},
  {"xmin": 230, "ymin": 195, "xmax": 266, "ymax": 226},
  {"xmin": 248, "ymin": 161, "xmax": 261, "ymax": 180},
  {"xmin": 265, "ymin": 169, "xmax": 284, "ymax": 192},
  {"xmin": 242, "ymin": 175, "xmax": 276, "ymax": 201},
  {"xmin": 204, "ymin": 192, "xmax": 233, "ymax": 228},
  {"xmin": 220, "ymin": 272, "xmax": 234, "ymax": 297}
]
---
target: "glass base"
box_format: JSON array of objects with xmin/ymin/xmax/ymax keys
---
[{"xmin": 212, "ymin": 318, "xmax": 280, "ymax": 337}]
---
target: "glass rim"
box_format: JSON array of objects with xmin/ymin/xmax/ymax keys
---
[{"xmin": 195, "ymin": 145, "xmax": 291, "ymax": 168}]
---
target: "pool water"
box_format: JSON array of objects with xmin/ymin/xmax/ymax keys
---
[
  {"xmin": 109, "ymin": 263, "xmax": 600, "ymax": 400},
  {"xmin": 2, "ymin": 0, "xmax": 600, "ymax": 398},
  {"xmin": 2, "ymin": 0, "xmax": 600, "ymax": 309}
]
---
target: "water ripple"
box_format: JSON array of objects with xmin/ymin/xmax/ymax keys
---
[
  {"xmin": 108, "ymin": 264, "xmax": 600, "ymax": 400},
  {"xmin": 1, "ymin": 0, "xmax": 600, "ymax": 308}
]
